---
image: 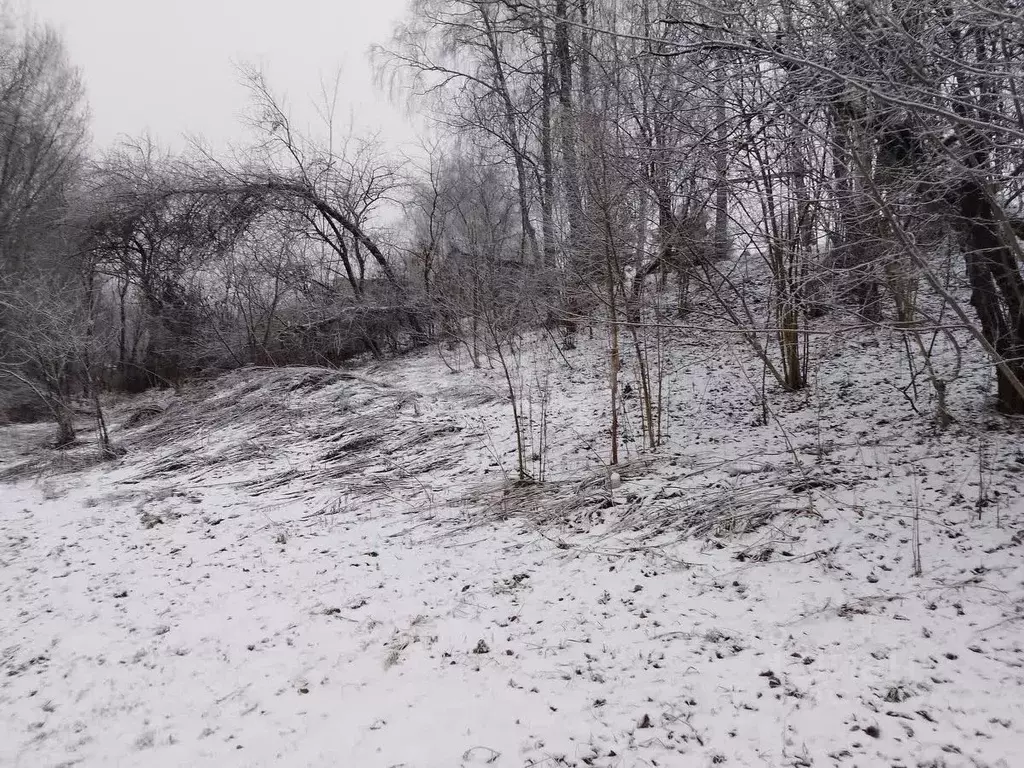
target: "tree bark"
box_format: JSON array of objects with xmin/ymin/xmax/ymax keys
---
[
  {"xmin": 554, "ymin": 0, "xmax": 583, "ymax": 269},
  {"xmin": 960, "ymin": 179, "xmax": 1024, "ymax": 413}
]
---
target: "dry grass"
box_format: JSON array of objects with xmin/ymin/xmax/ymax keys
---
[
  {"xmin": 452, "ymin": 454, "xmax": 818, "ymax": 543},
  {"xmin": 455, "ymin": 456, "xmax": 660, "ymax": 528},
  {"xmin": 3, "ymin": 366, "xmax": 820, "ymax": 545},
  {"xmin": 118, "ymin": 366, "xmax": 465, "ymax": 502}
]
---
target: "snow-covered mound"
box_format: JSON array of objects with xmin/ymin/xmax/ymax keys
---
[{"xmin": 2, "ymin": 332, "xmax": 1023, "ymax": 767}]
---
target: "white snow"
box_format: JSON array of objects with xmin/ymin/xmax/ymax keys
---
[{"xmin": 2, "ymin": 330, "xmax": 1024, "ymax": 767}]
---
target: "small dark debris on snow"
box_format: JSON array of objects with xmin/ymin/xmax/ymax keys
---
[
  {"xmin": 472, "ymin": 640, "xmax": 490, "ymax": 654},
  {"xmin": 884, "ymin": 686, "xmax": 912, "ymax": 703},
  {"xmin": 139, "ymin": 512, "xmax": 163, "ymax": 529}
]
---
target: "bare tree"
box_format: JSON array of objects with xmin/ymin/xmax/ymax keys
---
[
  {"xmin": 377, "ymin": 0, "xmax": 557, "ymax": 265},
  {"xmin": 0, "ymin": 19, "xmax": 87, "ymax": 277}
]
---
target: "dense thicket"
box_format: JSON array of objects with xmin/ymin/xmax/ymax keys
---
[{"xmin": 3, "ymin": 1, "xmax": 1024, "ymax": 454}]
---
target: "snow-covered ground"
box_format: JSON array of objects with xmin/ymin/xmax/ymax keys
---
[{"xmin": 2, "ymin": 329, "xmax": 1024, "ymax": 767}]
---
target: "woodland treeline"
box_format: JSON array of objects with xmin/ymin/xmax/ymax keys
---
[{"xmin": 3, "ymin": 0, "xmax": 1024, "ymax": 458}]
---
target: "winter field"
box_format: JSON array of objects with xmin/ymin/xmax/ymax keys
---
[{"xmin": 2, "ymin": 330, "xmax": 1024, "ymax": 768}]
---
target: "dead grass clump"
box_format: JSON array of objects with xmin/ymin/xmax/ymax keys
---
[
  {"xmin": 122, "ymin": 406, "xmax": 164, "ymax": 429},
  {"xmin": 636, "ymin": 484, "xmax": 786, "ymax": 539},
  {"xmin": 0, "ymin": 441, "xmax": 119, "ymax": 482},
  {"xmin": 457, "ymin": 457, "xmax": 660, "ymax": 528},
  {"xmin": 113, "ymin": 366, "xmax": 468, "ymax": 502},
  {"xmin": 454, "ymin": 456, "xmax": 808, "ymax": 542}
]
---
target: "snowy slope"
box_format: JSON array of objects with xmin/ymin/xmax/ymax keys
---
[{"xmin": 2, "ymin": 329, "xmax": 1024, "ymax": 768}]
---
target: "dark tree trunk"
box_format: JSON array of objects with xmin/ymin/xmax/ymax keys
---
[
  {"xmin": 713, "ymin": 70, "xmax": 730, "ymax": 262},
  {"xmin": 538, "ymin": 21, "xmax": 556, "ymax": 268},
  {"xmin": 52, "ymin": 395, "xmax": 75, "ymax": 448},
  {"xmin": 959, "ymin": 179, "xmax": 1024, "ymax": 413},
  {"xmin": 554, "ymin": 0, "xmax": 582, "ymax": 266}
]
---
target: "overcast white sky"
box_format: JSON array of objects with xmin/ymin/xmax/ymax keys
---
[{"xmin": 28, "ymin": 0, "xmax": 418, "ymax": 153}]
